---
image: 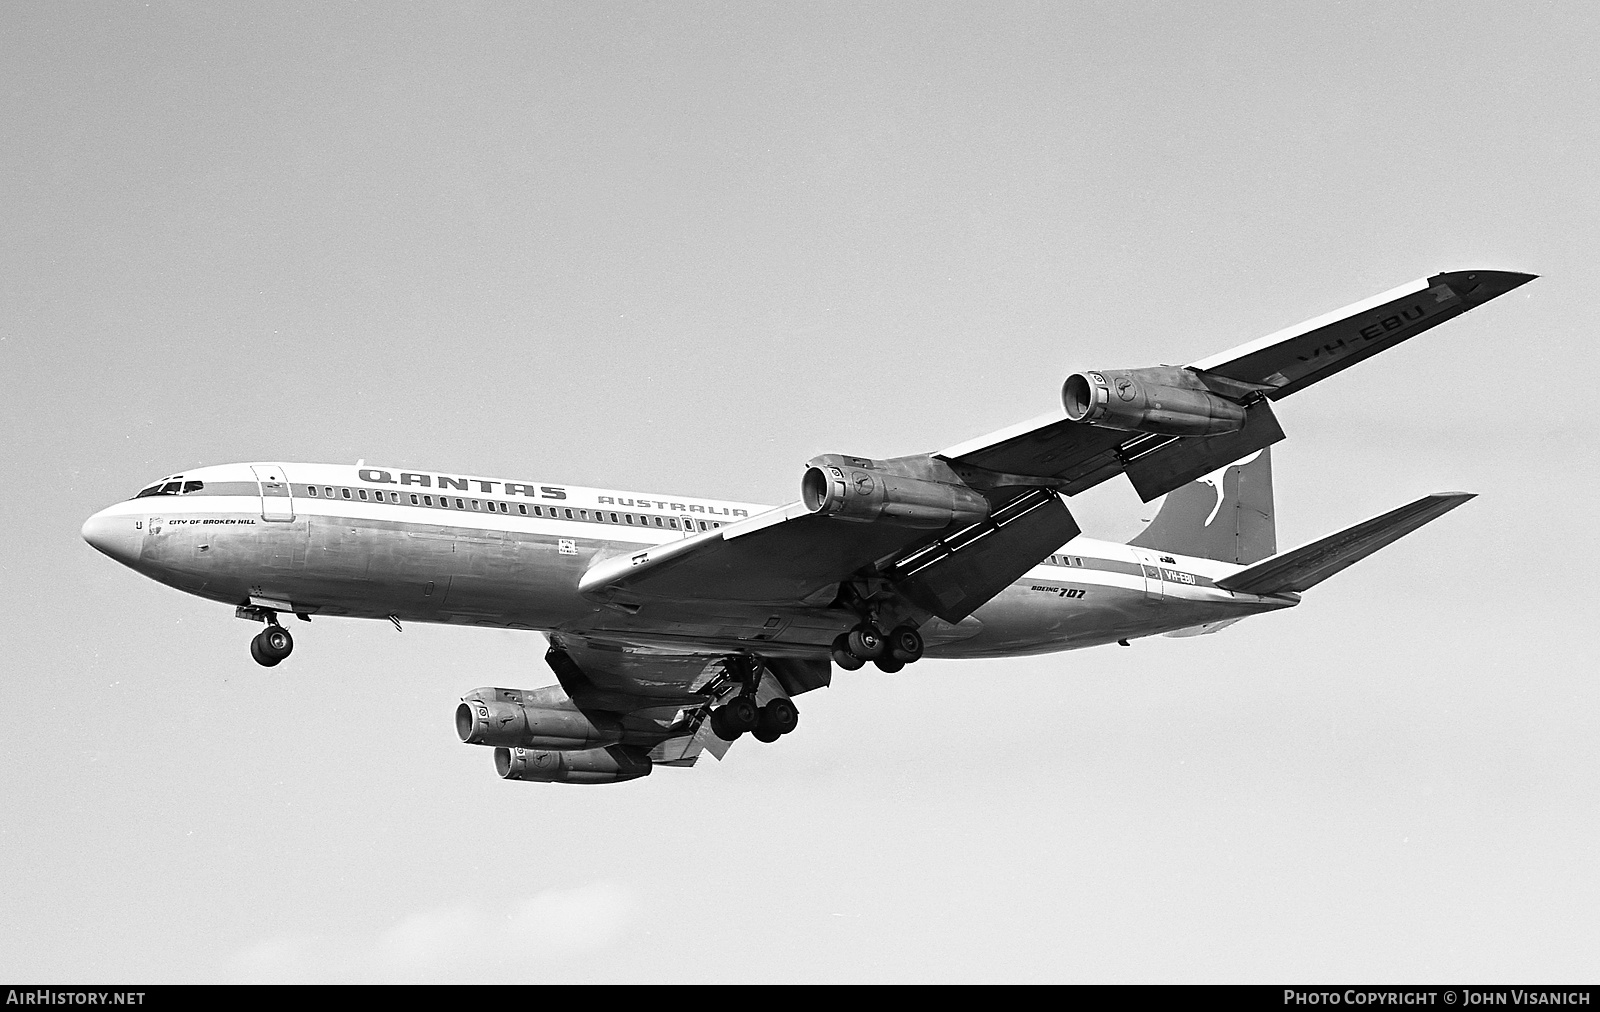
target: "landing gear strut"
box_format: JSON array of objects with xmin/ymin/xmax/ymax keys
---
[
  {"xmin": 832, "ymin": 622, "xmax": 923, "ymax": 672},
  {"xmin": 707, "ymin": 654, "xmax": 801, "ymax": 744}
]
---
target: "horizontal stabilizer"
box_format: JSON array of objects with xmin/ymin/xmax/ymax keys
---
[{"xmin": 1214, "ymin": 493, "xmax": 1475, "ymax": 596}]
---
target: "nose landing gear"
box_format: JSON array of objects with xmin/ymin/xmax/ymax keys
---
[
  {"xmin": 249, "ymin": 623, "xmax": 294, "ymax": 667},
  {"xmin": 237, "ymin": 604, "xmax": 299, "ymax": 667}
]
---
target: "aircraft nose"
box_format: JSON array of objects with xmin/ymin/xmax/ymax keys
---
[{"xmin": 82, "ymin": 509, "xmax": 142, "ymax": 566}]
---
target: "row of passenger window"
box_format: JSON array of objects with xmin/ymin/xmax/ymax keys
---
[
  {"xmin": 299, "ymin": 484, "xmax": 725, "ymax": 532},
  {"xmin": 1048, "ymin": 554, "xmax": 1086, "ymax": 567}
]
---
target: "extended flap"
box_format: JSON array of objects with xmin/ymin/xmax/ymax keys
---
[
  {"xmin": 1124, "ymin": 400, "xmax": 1285, "ymax": 503},
  {"xmin": 889, "ymin": 489, "xmax": 1081, "ymax": 622}
]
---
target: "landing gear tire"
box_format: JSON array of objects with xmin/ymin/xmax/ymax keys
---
[
  {"xmin": 847, "ymin": 625, "xmax": 885, "ymax": 661},
  {"xmin": 249, "ymin": 636, "xmax": 280, "ymax": 668},
  {"xmin": 758, "ymin": 697, "xmax": 799, "ymax": 737},
  {"xmin": 710, "ymin": 707, "xmax": 742, "ymax": 742},
  {"xmin": 831, "ymin": 635, "xmax": 865, "ymax": 670},
  {"xmin": 753, "ymin": 727, "xmax": 782, "ymax": 743},
  {"xmin": 722, "ymin": 695, "xmax": 761, "ymax": 733},
  {"xmin": 874, "ymin": 656, "xmax": 905, "ymax": 673},
  {"xmin": 887, "ymin": 625, "xmax": 924, "ymax": 664}
]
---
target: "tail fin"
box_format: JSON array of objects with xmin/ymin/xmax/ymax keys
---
[
  {"xmin": 1128, "ymin": 447, "xmax": 1276, "ymax": 564},
  {"xmin": 1214, "ymin": 492, "xmax": 1474, "ymax": 596}
]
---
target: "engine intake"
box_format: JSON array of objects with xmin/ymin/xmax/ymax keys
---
[
  {"xmin": 1062, "ymin": 367, "xmax": 1246, "ymax": 435},
  {"xmin": 494, "ymin": 745, "xmax": 652, "ymax": 784},
  {"xmin": 801, "ymin": 454, "xmax": 989, "ymax": 529},
  {"xmin": 457, "ymin": 686, "xmax": 623, "ymax": 750}
]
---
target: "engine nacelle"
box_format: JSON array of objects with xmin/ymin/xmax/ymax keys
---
[
  {"xmin": 801, "ymin": 454, "xmax": 989, "ymax": 529},
  {"xmin": 494, "ymin": 745, "xmax": 652, "ymax": 785},
  {"xmin": 457, "ymin": 686, "xmax": 623, "ymax": 750},
  {"xmin": 1062, "ymin": 367, "xmax": 1247, "ymax": 435}
]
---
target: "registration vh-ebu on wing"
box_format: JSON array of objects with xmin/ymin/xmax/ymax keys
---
[{"xmin": 82, "ymin": 270, "xmax": 1534, "ymax": 784}]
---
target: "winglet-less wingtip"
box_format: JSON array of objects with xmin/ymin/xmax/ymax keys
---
[{"xmin": 1432, "ymin": 270, "xmax": 1538, "ymax": 304}]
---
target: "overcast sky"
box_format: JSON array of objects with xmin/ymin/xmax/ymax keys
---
[{"xmin": 3, "ymin": 2, "xmax": 1597, "ymax": 983}]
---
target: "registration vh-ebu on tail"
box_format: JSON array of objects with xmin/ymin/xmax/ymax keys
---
[{"xmin": 83, "ymin": 270, "xmax": 1534, "ymax": 784}]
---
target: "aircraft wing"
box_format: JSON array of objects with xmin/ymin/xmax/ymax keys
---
[
  {"xmin": 939, "ymin": 270, "xmax": 1534, "ymax": 501},
  {"xmin": 579, "ymin": 270, "xmax": 1527, "ymax": 621}
]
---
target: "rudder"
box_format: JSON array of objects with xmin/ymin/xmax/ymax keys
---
[{"xmin": 1127, "ymin": 447, "xmax": 1275, "ymax": 564}]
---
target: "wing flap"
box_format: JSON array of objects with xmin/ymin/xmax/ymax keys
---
[
  {"xmin": 1122, "ymin": 400, "xmax": 1286, "ymax": 503},
  {"xmin": 888, "ymin": 489, "xmax": 1081, "ymax": 622},
  {"xmin": 1215, "ymin": 493, "xmax": 1475, "ymax": 596}
]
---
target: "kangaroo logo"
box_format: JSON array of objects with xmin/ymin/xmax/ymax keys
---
[{"xmin": 1198, "ymin": 450, "xmax": 1263, "ymax": 527}]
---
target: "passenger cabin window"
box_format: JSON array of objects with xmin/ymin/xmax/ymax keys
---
[
  {"xmin": 308, "ymin": 486, "xmax": 319, "ymax": 497},
  {"xmin": 324, "ymin": 487, "xmax": 334, "ymax": 497},
  {"xmin": 411, "ymin": 494, "xmax": 420, "ymax": 505},
  {"xmin": 341, "ymin": 488, "xmax": 352, "ymax": 499},
  {"xmin": 358, "ymin": 489, "xmax": 368, "ymax": 500},
  {"xmin": 518, "ymin": 504, "xmax": 527, "ymax": 515}
]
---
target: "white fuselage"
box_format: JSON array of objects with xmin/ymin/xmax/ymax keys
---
[{"xmin": 82, "ymin": 461, "xmax": 1295, "ymax": 658}]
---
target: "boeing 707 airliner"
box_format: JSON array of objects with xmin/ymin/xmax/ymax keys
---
[{"xmin": 82, "ymin": 270, "xmax": 1534, "ymax": 783}]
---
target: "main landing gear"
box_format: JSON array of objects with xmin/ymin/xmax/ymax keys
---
[
  {"xmin": 707, "ymin": 655, "xmax": 801, "ymax": 744},
  {"xmin": 831, "ymin": 623, "xmax": 923, "ymax": 673}
]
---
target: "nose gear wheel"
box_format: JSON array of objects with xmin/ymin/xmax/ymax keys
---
[{"xmin": 250, "ymin": 624, "xmax": 293, "ymax": 666}]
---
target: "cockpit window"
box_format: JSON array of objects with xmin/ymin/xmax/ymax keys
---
[{"xmin": 133, "ymin": 477, "xmax": 203, "ymax": 498}]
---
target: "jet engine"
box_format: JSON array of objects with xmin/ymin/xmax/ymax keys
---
[
  {"xmin": 457, "ymin": 686, "xmax": 623, "ymax": 750},
  {"xmin": 1062, "ymin": 367, "xmax": 1247, "ymax": 435},
  {"xmin": 801, "ymin": 454, "xmax": 989, "ymax": 528},
  {"xmin": 494, "ymin": 745, "xmax": 652, "ymax": 784}
]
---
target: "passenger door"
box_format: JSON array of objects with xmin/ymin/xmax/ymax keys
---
[
  {"xmin": 1130, "ymin": 548, "xmax": 1166, "ymax": 600},
  {"xmin": 250, "ymin": 464, "xmax": 295, "ymax": 522}
]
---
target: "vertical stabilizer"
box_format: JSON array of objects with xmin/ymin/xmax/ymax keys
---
[{"xmin": 1128, "ymin": 447, "xmax": 1275, "ymax": 564}]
